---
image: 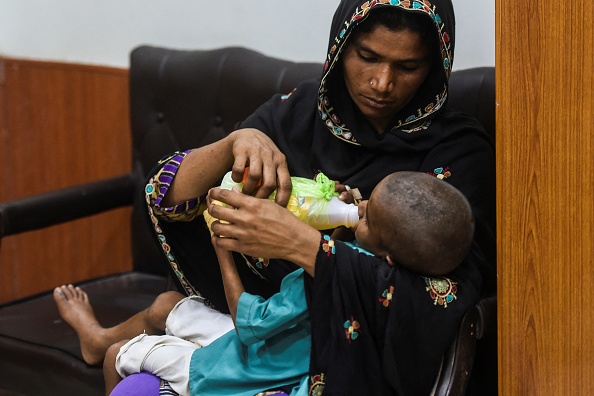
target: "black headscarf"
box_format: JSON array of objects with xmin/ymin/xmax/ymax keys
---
[{"xmin": 319, "ymin": 0, "xmax": 454, "ymax": 143}]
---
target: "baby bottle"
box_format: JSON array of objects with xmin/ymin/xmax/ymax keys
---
[{"xmin": 220, "ymin": 170, "xmax": 359, "ymax": 230}]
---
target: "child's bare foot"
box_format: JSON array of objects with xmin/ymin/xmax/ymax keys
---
[{"xmin": 53, "ymin": 285, "xmax": 110, "ymax": 366}]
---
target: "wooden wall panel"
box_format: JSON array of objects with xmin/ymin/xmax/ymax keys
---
[
  {"xmin": 496, "ymin": 0, "xmax": 594, "ymax": 393},
  {"xmin": 0, "ymin": 59, "xmax": 132, "ymax": 303}
]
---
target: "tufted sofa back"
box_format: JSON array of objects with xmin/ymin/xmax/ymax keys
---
[
  {"xmin": 128, "ymin": 46, "xmax": 322, "ymax": 273},
  {"xmin": 127, "ymin": 46, "xmax": 495, "ymax": 274}
]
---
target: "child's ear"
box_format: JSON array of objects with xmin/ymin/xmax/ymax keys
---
[{"xmin": 385, "ymin": 255, "xmax": 395, "ymax": 267}]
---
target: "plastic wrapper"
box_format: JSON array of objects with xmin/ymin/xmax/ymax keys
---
[{"xmin": 218, "ymin": 171, "xmax": 359, "ymax": 230}]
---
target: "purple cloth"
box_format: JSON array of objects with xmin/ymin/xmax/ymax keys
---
[
  {"xmin": 110, "ymin": 372, "xmax": 160, "ymax": 396},
  {"xmin": 108, "ymin": 372, "xmax": 291, "ymax": 396}
]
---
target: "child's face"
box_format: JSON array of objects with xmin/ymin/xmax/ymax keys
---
[{"xmin": 354, "ymin": 195, "xmax": 388, "ymax": 258}]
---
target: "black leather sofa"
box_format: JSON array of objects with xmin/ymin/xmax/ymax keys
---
[{"xmin": 0, "ymin": 46, "xmax": 496, "ymax": 395}]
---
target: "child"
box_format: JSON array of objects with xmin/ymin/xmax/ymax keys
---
[
  {"xmin": 350, "ymin": 171, "xmax": 475, "ymax": 277},
  {"xmin": 53, "ymin": 171, "xmax": 474, "ymax": 395}
]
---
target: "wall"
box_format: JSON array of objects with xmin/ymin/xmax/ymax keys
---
[
  {"xmin": 0, "ymin": 1, "xmax": 495, "ymax": 299},
  {"xmin": 0, "ymin": 59, "xmax": 132, "ymax": 303},
  {"xmin": 497, "ymin": 0, "xmax": 594, "ymax": 393},
  {"xmin": 0, "ymin": 0, "xmax": 494, "ymax": 70}
]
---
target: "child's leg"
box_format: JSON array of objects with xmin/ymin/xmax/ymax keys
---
[
  {"xmin": 114, "ymin": 334, "xmax": 197, "ymax": 396},
  {"xmin": 53, "ymin": 285, "xmax": 185, "ymax": 365},
  {"xmin": 166, "ymin": 295, "xmax": 234, "ymax": 346},
  {"xmin": 104, "ymin": 340, "xmax": 128, "ymax": 396}
]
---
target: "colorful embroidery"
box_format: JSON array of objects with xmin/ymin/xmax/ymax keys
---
[
  {"xmin": 281, "ymin": 88, "xmax": 296, "ymax": 102},
  {"xmin": 246, "ymin": 256, "xmax": 269, "ymax": 270},
  {"xmin": 240, "ymin": 254, "xmax": 268, "ymax": 281},
  {"xmin": 321, "ymin": 235, "xmax": 336, "ymax": 256},
  {"xmin": 145, "ymin": 179, "xmax": 200, "ymax": 297},
  {"xmin": 318, "ymin": 0, "xmax": 452, "ymax": 144},
  {"xmin": 309, "ymin": 373, "xmax": 326, "ymax": 396},
  {"xmin": 379, "ymin": 285, "xmax": 394, "ymax": 307},
  {"xmin": 150, "ymin": 150, "xmax": 205, "ymax": 222},
  {"xmin": 401, "ymin": 119, "xmax": 432, "ymax": 133},
  {"xmin": 430, "ymin": 166, "xmax": 451, "ymax": 179},
  {"xmin": 423, "ymin": 277, "xmax": 458, "ymax": 308},
  {"xmin": 142, "ymin": 150, "xmax": 218, "ymax": 297},
  {"xmin": 344, "ymin": 316, "xmax": 361, "ymax": 342}
]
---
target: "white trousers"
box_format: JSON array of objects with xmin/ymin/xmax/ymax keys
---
[{"xmin": 115, "ymin": 296, "xmax": 235, "ymax": 396}]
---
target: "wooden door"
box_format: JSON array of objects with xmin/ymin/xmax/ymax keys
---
[{"xmin": 496, "ymin": 1, "xmax": 594, "ymax": 393}]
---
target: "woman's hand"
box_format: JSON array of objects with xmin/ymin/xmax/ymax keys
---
[
  {"xmin": 208, "ymin": 187, "xmax": 320, "ymax": 277},
  {"xmin": 162, "ymin": 128, "xmax": 291, "ymax": 207},
  {"xmin": 229, "ymin": 129, "xmax": 292, "ymax": 207}
]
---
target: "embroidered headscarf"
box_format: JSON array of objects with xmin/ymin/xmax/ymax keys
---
[{"xmin": 319, "ymin": 0, "xmax": 455, "ymax": 144}]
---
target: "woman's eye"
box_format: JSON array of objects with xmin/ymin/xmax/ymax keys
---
[
  {"xmin": 399, "ymin": 64, "xmax": 417, "ymax": 72},
  {"xmin": 358, "ymin": 53, "xmax": 376, "ymax": 63}
]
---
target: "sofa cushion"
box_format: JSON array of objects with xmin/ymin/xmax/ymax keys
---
[{"xmin": 0, "ymin": 272, "xmax": 169, "ymax": 395}]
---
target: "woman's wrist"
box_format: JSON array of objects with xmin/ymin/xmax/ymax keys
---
[{"xmin": 285, "ymin": 226, "xmax": 321, "ymax": 277}]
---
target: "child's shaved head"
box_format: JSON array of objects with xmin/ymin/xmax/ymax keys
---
[{"xmin": 372, "ymin": 171, "xmax": 475, "ymax": 276}]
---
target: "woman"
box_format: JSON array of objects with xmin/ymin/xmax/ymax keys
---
[{"xmin": 145, "ymin": 0, "xmax": 495, "ymax": 394}]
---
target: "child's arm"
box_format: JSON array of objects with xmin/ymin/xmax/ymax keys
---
[{"xmin": 212, "ymin": 240, "xmax": 243, "ymax": 326}]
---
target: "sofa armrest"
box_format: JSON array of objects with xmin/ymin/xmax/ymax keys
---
[
  {"xmin": 0, "ymin": 173, "xmax": 135, "ymax": 238},
  {"xmin": 430, "ymin": 295, "xmax": 497, "ymax": 396}
]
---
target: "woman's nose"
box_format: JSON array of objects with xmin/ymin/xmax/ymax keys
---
[{"xmin": 371, "ymin": 67, "xmax": 394, "ymax": 92}]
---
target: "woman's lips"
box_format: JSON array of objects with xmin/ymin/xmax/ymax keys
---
[{"xmin": 361, "ymin": 95, "xmax": 393, "ymax": 110}]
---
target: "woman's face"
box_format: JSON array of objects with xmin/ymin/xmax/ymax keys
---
[{"xmin": 342, "ymin": 25, "xmax": 433, "ymax": 133}]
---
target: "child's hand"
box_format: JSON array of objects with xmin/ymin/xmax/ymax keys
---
[
  {"xmin": 334, "ymin": 182, "xmax": 362, "ymax": 205},
  {"xmin": 331, "ymin": 226, "xmax": 355, "ymax": 242}
]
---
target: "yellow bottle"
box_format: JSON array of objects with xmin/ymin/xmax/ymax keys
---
[{"xmin": 206, "ymin": 171, "xmax": 359, "ymax": 232}]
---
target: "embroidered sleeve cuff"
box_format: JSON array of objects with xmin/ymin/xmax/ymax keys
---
[{"xmin": 145, "ymin": 150, "xmax": 206, "ymax": 222}]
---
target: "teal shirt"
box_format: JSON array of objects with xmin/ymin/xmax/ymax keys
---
[
  {"xmin": 189, "ymin": 269, "xmax": 310, "ymax": 396},
  {"xmin": 344, "ymin": 240, "xmax": 374, "ymax": 256}
]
